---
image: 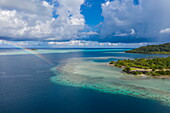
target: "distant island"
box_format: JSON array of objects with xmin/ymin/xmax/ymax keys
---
[
  {"xmin": 31, "ymin": 49, "xmax": 38, "ymax": 51},
  {"xmin": 125, "ymin": 43, "xmax": 170, "ymax": 54},
  {"xmin": 109, "ymin": 57, "xmax": 170, "ymax": 77},
  {"xmin": 27, "ymin": 49, "xmax": 38, "ymax": 51}
]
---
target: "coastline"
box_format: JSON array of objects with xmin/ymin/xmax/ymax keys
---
[
  {"xmin": 51, "ymin": 57, "xmax": 170, "ymax": 106},
  {"xmin": 125, "ymin": 52, "xmax": 170, "ymax": 54},
  {"xmin": 109, "ymin": 56, "xmax": 170, "ymax": 78},
  {"xmin": 108, "ymin": 64, "xmax": 170, "ymax": 79},
  {"xmin": 125, "ymin": 43, "xmax": 170, "ymax": 54}
]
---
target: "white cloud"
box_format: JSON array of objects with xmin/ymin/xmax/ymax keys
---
[
  {"xmin": 160, "ymin": 28, "xmax": 170, "ymax": 34},
  {"xmin": 48, "ymin": 40, "xmax": 152, "ymax": 48},
  {"xmin": 83, "ymin": 2, "xmax": 92, "ymax": 8},
  {"xmin": 102, "ymin": 1, "xmax": 110, "ymax": 7},
  {"xmin": 0, "ymin": 8, "xmax": 54, "ymax": 38},
  {"xmin": 113, "ymin": 29, "xmax": 136, "ymax": 37},
  {"xmin": 130, "ymin": 29, "xmax": 136, "ymax": 35},
  {"xmin": 0, "ymin": 0, "xmax": 85, "ymax": 40},
  {"xmin": 0, "ymin": 39, "xmax": 154, "ymax": 48},
  {"xmin": 100, "ymin": 0, "xmax": 170, "ymax": 38},
  {"xmin": 80, "ymin": 31, "xmax": 98, "ymax": 35},
  {"xmin": 0, "ymin": 0, "xmax": 53, "ymax": 16}
]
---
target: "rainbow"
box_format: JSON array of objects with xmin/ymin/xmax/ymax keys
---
[{"xmin": 5, "ymin": 41, "xmax": 53, "ymax": 66}]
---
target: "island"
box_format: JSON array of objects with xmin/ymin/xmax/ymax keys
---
[
  {"xmin": 109, "ymin": 57, "xmax": 170, "ymax": 77},
  {"xmin": 27, "ymin": 48, "xmax": 38, "ymax": 51},
  {"xmin": 125, "ymin": 43, "xmax": 170, "ymax": 54}
]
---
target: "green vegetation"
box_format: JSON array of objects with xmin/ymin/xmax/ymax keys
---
[
  {"xmin": 125, "ymin": 43, "xmax": 170, "ymax": 54},
  {"xmin": 30, "ymin": 49, "xmax": 38, "ymax": 51},
  {"xmin": 109, "ymin": 57, "xmax": 170, "ymax": 76}
]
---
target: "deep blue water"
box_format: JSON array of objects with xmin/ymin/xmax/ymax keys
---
[{"xmin": 0, "ymin": 49, "xmax": 170, "ymax": 113}]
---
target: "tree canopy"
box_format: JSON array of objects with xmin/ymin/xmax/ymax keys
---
[
  {"xmin": 109, "ymin": 57, "xmax": 170, "ymax": 76},
  {"xmin": 126, "ymin": 43, "xmax": 170, "ymax": 54}
]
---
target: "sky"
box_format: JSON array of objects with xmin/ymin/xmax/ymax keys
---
[{"xmin": 0, "ymin": 0, "xmax": 169, "ymax": 48}]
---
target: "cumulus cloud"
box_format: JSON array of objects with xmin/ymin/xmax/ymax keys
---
[
  {"xmin": 0, "ymin": 0, "xmax": 52, "ymax": 15},
  {"xmin": 0, "ymin": 8, "xmax": 54, "ymax": 38},
  {"xmin": 0, "ymin": 0, "xmax": 85, "ymax": 40},
  {"xmin": 1, "ymin": 0, "xmax": 169, "ymax": 43},
  {"xmin": 100, "ymin": 0, "xmax": 170, "ymax": 39},
  {"xmin": 0, "ymin": 39, "xmax": 152, "ymax": 48},
  {"xmin": 160, "ymin": 28, "xmax": 170, "ymax": 34},
  {"xmin": 48, "ymin": 40, "xmax": 152, "ymax": 48},
  {"xmin": 80, "ymin": 31, "xmax": 98, "ymax": 35},
  {"xmin": 113, "ymin": 29, "xmax": 136, "ymax": 37},
  {"xmin": 0, "ymin": 40, "xmax": 46, "ymax": 48}
]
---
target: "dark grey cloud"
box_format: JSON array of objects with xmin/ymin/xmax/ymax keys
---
[{"xmin": 99, "ymin": 0, "xmax": 170, "ymax": 42}]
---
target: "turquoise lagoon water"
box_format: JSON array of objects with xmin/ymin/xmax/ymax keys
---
[
  {"xmin": 0, "ymin": 48, "xmax": 170, "ymax": 113},
  {"xmin": 51, "ymin": 57, "xmax": 170, "ymax": 105}
]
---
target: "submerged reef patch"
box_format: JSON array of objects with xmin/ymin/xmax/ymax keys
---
[{"xmin": 51, "ymin": 58, "xmax": 170, "ymax": 106}]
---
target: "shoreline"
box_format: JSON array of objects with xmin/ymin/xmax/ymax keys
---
[
  {"xmin": 108, "ymin": 64, "xmax": 170, "ymax": 79},
  {"xmin": 51, "ymin": 57, "xmax": 170, "ymax": 106},
  {"xmin": 125, "ymin": 52, "xmax": 170, "ymax": 54}
]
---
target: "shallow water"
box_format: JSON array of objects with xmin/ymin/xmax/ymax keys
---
[
  {"xmin": 0, "ymin": 48, "xmax": 128, "ymax": 56},
  {"xmin": 51, "ymin": 57, "xmax": 170, "ymax": 105},
  {"xmin": 1, "ymin": 48, "xmax": 170, "ymax": 113}
]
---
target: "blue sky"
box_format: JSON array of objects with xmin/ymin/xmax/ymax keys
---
[
  {"xmin": 81, "ymin": 0, "xmax": 106, "ymax": 26},
  {"xmin": 0, "ymin": 0, "xmax": 169, "ymax": 48}
]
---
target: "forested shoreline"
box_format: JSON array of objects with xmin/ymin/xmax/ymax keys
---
[
  {"xmin": 109, "ymin": 57, "xmax": 170, "ymax": 76},
  {"xmin": 126, "ymin": 43, "xmax": 170, "ymax": 54}
]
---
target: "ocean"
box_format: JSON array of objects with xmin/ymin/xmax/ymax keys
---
[{"xmin": 0, "ymin": 48, "xmax": 170, "ymax": 113}]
